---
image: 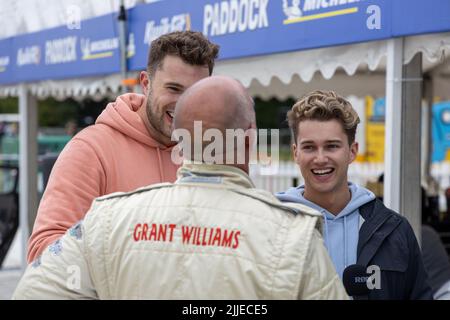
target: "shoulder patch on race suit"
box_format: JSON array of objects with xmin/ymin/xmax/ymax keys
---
[
  {"xmin": 229, "ymin": 188, "xmax": 322, "ymax": 218},
  {"xmin": 69, "ymin": 220, "xmax": 83, "ymax": 240},
  {"xmin": 95, "ymin": 183, "xmax": 174, "ymax": 202},
  {"xmin": 48, "ymin": 239, "xmax": 63, "ymax": 256},
  {"xmin": 31, "ymin": 255, "xmax": 42, "ymax": 268},
  {"xmin": 279, "ymin": 202, "xmax": 322, "ymax": 218}
]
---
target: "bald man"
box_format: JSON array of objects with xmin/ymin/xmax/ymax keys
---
[
  {"xmin": 172, "ymin": 76, "xmax": 256, "ymax": 172},
  {"xmin": 13, "ymin": 76, "xmax": 348, "ymax": 300}
]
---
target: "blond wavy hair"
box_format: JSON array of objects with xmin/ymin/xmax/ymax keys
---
[{"xmin": 287, "ymin": 90, "xmax": 360, "ymax": 145}]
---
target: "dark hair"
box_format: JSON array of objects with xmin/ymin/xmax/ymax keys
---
[
  {"xmin": 147, "ymin": 31, "xmax": 219, "ymax": 76},
  {"xmin": 287, "ymin": 90, "xmax": 360, "ymax": 145}
]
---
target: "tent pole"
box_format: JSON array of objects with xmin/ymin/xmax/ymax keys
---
[
  {"xmin": 118, "ymin": 0, "xmax": 128, "ymax": 93},
  {"xmin": 422, "ymin": 73, "xmax": 435, "ymax": 194},
  {"xmin": 400, "ymin": 52, "xmax": 423, "ymax": 244},
  {"xmin": 385, "ymin": 38, "xmax": 423, "ymax": 243},
  {"xmin": 18, "ymin": 85, "xmax": 38, "ymax": 269},
  {"xmin": 384, "ymin": 38, "xmax": 404, "ymax": 213}
]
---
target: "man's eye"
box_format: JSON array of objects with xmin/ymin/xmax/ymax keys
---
[
  {"xmin": 302, "ymin": 146, "xmax": 313, "ymax": 150},
  {"xmin": 168, "ymin": 86, "xmax": 181, "ymax": 92},
  {"xmin": 328, "ymin": 144, "xmax": 339, "ymax": 149}
]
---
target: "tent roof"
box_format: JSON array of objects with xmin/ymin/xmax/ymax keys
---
[
  {"xmin": 216, "ymin": 32, "xmax": 450, "ymax": 97},
  {"xmin": 0, "ymin": 0, "xmax": 161, "ymax": 40}
]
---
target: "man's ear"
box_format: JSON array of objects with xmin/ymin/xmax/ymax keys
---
[
  {"xmin": 349, "ymin": 141, "xmax": 359, "ymax": 163},
  {"xmin": 140, "ymin": 71, "xmax": 150, "ymax": 95},
  {"xmin": 292, "ymin": 143, "xmax": 298, "ymax": 162}
]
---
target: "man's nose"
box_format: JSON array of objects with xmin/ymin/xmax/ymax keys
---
[{"xmin": 313, "ymin": 149, "xmax": 328, "ymax": 164}]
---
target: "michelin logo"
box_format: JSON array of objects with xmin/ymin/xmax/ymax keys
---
[
  {"xmin": 203, "ymin": 0, "xmax": 269, "ymax": 37},
  {"xmin": 144, "ymin": 14, "xmax": 190, "ymax": 46},
  {"xmin": 303, "ymin": 0, "xmax": 360, "ymax": 12},
  {"xmin": 282, "ymin": 0, "xmax": 380, "ymax": 30},
  {"xmin": 80, "ymin": 37, "xmax": 119, "ymax": 60},
  {"xmin": 283, "ymin": 0, "xmax": 361, "ymax": 23}
]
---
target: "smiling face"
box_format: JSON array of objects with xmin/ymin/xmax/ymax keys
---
[
  {"xmin": 140, "ymin": 55, "xmax": 210, "ymax": 146},
  {"xmin": 293, "ymin": 119, "xmax": 358, "ymax": 201}
]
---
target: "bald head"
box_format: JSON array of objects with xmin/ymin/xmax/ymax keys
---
[
  {"xmin": 173, "ymin": 76, "xmax": 256, "ymax": 169},
  {"xmin": 174, "ymin": 76, "xmax": 254, "ymax": 133}
]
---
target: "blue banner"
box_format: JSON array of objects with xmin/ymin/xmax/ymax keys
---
[
  {"xmin": 1, "ymin": 13, "xmax": 120, "ymax": 84},
  {"xmin": 1, "ymin": 0, "xmax": 450, "ymax": 85},
  {"xmin": 0, "ymin": 38, "xmax": 13, "ymax": 84},
  {"xmin": 127, "ymin": 0, "xmax": 392, "ymax": 71},
  {"xmin": 392, "ymin": 0, "xmax": 450, "ymax": 37}
]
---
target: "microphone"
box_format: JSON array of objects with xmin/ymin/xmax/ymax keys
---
[{"xmin": 342, "ymin": 264, "xmax": 370, "ymax": 298}]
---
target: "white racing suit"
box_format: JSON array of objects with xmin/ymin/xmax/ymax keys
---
[{"xmin": 13, "ymin": 164, "xmax": 348, "ymax": 300}]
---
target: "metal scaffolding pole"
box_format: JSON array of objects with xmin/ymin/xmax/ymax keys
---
[
  {"xmin": 18, "ymin": 85, "xmax": 38, "ymax": 269},
  {"xmin": 384, "ymin": 38, "xmax": 423, "ymax": 243}
]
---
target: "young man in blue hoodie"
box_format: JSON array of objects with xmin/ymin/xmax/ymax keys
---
[{"xmin": 276, "ymin": 90, "xmax": 432, "ymax": 300}]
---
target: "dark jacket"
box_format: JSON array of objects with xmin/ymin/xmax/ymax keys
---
[{"xmin": 356, "ymin": 198, "xmax": 433, "ymax": 300}]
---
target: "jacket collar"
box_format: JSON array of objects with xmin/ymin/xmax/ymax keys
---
[
  {"xmin": 176, "ymin": 162, "xmax": 255, "ymax": 190},
  {"xmin": 357, "ymin": 199, "xmax": 403, "ymax": 266}
]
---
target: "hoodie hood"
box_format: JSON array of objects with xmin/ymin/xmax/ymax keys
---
[
  {"xmin": 96, "ymin": 93, "xmax": 169, "ymax": 149},
  {"xmin": 276, "ymin": 182, "xmax": 375, "ymax": 278},
  {"xmin": 277, "ymin": 183, "xmax": 375, "ymax": 218},
  {"xmin": 95, "ymin": 93, "xmax": 177, "ymax": 182}
]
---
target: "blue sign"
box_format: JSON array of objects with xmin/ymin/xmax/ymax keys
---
[
  {"xmin": 392, "ymin": 0, "xmax": 450, "ymax": 37},
  {"xmin": 1, "ymin": 0, "xmax": 450, "ymax": 85},
  {"xmin": 1, "ymin": 13, "xmax": 120, "ymax": 84},
  {"xmin": 127, "ymin": 1, "xmax": 195, "ymax": 71},
  {"xmin": 0, "ymin": 38, "xmax": 13, "ymax": 84},
  {"xmin": 127, "ymin": 0, "xmax": 393, "ymax": 71}
]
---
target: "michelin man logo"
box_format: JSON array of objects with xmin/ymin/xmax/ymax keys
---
[
  {"xmin": 283, "ymin": 0, "xmax": 302, "ymax": 19},
  {"xmin": 80, "ymin": 38, "xmax": 91, "ymax": 59}
]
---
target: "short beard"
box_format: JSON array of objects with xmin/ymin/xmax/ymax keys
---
[{"xmin": 145, "ymin": 88, "xmax": 171, "ymax": 142}]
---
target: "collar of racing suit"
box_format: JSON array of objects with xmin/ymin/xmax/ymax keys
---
[{"xmin": 175, "ymin": 162, "xmax": 255, "ymax": 190}]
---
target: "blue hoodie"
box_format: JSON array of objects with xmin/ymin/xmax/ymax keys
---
[{"xmin": 276, "ymin": 183, "xmax": 375, "ymax": 279}]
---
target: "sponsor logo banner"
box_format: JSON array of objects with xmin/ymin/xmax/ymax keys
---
[{"xmin": 1, "ymin": 14, "xmax": 120, "ymax": 84}]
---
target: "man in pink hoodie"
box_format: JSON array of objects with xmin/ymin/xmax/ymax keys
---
[{"xmin": 27, "ymin": 31, "xmax": 219, "ymax": 263}]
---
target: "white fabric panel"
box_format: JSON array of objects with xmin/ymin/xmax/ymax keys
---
[
  {"xmin": 215, "ymin": 32, "xmax": 450, "ymax": 88},
  {"xmin": 0, "ymin": 73, "xmax": 130, "ymax": 99},
  {"xmin": 0, "ymin": 0, "xmax": 144, "ymax": 40},
  {"xmin": 246, "ymin": 71, "xmax": 386, "ymax": 100},
  {"xmin": 214, "ymin": 40, "xmax": 388, "ymax": 86},
  {"xmin": 404, "ymin": 32, "xmax": 450, "ymax": 65}
]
